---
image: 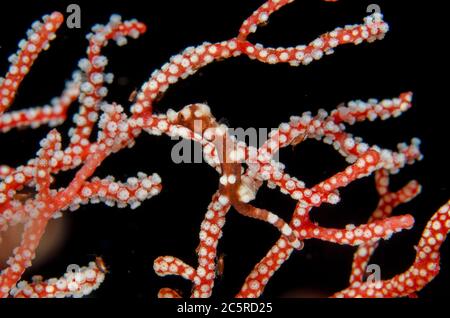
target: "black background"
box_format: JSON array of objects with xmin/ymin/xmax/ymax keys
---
[{"xmin": 0, "ymin": 0, "xmax": 448, "ymax": 299}]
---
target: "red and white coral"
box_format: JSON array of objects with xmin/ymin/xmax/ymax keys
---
[{"xmin": 0, "ymin": 0, "xmax": 448, "ymax": 298}]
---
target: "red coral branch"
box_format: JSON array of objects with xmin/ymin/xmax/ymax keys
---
[
  {"xmin": 0, "ymin": 12, "xmax": 64, "ymax": 114},
  {"xmin": 0, "ymin": 0, "xmax": 447, "ymax": 298},
  {"xmin": 348, "ymin": 170, "xmax": 421, "ymax": 285},
  {"xmin": 11, "ymin": 259, "xmax": 105, "ymax": 298},
  {"xmin": 333, "ymin": 200, "xmax": 450, "ymax": 298}
]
